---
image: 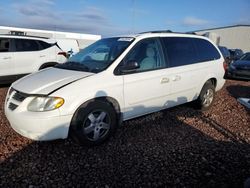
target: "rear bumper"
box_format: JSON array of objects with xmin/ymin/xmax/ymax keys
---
[{"xmin": 226, "ymin": 70, "xmax": 250, "ymax": 81}]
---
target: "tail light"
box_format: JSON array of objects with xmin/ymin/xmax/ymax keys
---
[
  {"xmin": 223, "ymin": 60, "xmax": 228, "ymax": 71},
  {"xmin": 58, "ymin": 52, "xmax": 67, "ymax": 58}
]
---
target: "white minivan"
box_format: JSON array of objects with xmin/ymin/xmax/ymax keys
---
[
  {"xmin": 0, "ymin": 35, "xmax": 78, "ymax": 83},
  {"xmin": 5, "ymin": 31, "xmax": 225, "ymax": 145}
]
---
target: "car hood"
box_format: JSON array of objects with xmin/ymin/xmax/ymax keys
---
[
  {"xmin": 233, "ymin": 60, "xmax": 250, "ymax": 68},
  {"xmin": 12, "ymin": 68, "xmax": 94, "ymax": 95}
]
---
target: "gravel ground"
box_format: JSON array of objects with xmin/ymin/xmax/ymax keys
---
[{"xmin": 0, "ymin": 80, "xmax": 249, "ymax": 187}]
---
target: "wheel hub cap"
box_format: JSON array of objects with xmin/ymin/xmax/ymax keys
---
[
  {"xmin": 203, "ymin": 89, "xmax": 214, "ymax": 107},
  {"xmin": 83, "ymin": 110, "xmax": 111, "ymax": 141}
]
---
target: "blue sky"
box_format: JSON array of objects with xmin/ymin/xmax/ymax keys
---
[{"xmin": 0, "ymin": 0, "xmax": 249, "ymax": 36}]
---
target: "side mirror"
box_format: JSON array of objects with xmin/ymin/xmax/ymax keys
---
[{"xmin": 119, "ymin": 60, "xmax": 140, "ymax": 73}]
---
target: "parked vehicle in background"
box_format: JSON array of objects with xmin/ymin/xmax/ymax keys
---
[
  {"xmin": 5, "ymin": 31, "xmax": 225, "ymax": 146},
  {"xmin": 218, "ymin": 46, "xmax": 232, "ymax": 69},
  {"xmin": 229, "ymin": 49, "xmax": 244, "ymax": 61},
  {"xmin": 227, "ymin": 52, "xmax": 250, "ymax": 81},
  {"xmin": 55, "ymin": 38, "xmax": 80, "ymax": 58},
  {"xmin": 0, "ymin": 26, "xmax": 102, "ymax": 50},
  {"xmin": 0, "ymin": 34, "xmax": 70, "ymax": 83}
]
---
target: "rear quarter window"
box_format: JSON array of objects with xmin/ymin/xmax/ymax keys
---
[
  {"xmin": 38, "ymin": 41, "xmax": 52, "ymax": 50},
  {"xmin": 194, "ymin": 38, "xmax": 221, "ymax": 62}
]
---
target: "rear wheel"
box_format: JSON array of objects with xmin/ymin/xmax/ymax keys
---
[
  {"xmin": 70, "ymin": 100, "xmax": 117, "ymax": 146},
  {"xmin": 195, "ymin": 81, "xmax": 215, "ymax": 111}
]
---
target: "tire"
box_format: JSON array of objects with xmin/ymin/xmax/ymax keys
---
[
  {"xmin": 195, "ymin": 81, "xmax": 215, "ymax": 111},
  {"xmin": 70, "ymin": 100, "xmax": 117, "ymax": 146}
]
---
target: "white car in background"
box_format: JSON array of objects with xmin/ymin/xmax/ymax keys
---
[
  {"xmin": 0, "ymin": 35, "xmax": 79, "ymax": 83},
  {"xmin": 5, "ymin": 31, "xmax": 225, "ymax": 146}
]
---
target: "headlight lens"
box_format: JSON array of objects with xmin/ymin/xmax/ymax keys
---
[{"xmin": 27, "ymin": 96, "xmax": 64, "ymax": 112}]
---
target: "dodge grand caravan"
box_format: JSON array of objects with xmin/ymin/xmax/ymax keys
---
[{"xmin": 5, "ymin": 31, "xmax": 225, "ymax": 145}]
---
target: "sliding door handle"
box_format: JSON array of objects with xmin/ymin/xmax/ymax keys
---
[{"xmin": 161, "ymin": 77, "xmax": 169, "ymax": 84}]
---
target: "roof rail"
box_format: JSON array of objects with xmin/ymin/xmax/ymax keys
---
[
  {"xmin": 139, "ymin": 30, "xmax": 198, "ymax": 35},
  {"xmin": 139, "ymin": 30, "xmax": 173, "ymax": 34},
  {"xmin": 0, "ymin": 34, "xmax": 49, "ymax": 39},
  {"xmin": 185, "ymin": 32, "xmax": 197, "ymax": 35}
]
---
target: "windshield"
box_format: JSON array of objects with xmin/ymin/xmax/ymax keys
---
[
  {"xmin": 56, "ymin": 37, "xmax": 134, "ymax": 73},
  {"xmin": 240, "ymin": 53, "xmax": 250, "ymax": 61}
]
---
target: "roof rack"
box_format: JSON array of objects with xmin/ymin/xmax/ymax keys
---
[
  {"xmin": 139, "ymin": 30, "xmax": 173, "ymax": 34},
  {"xmin": 139, "ymin": 30, "xmax": 197, "ymax": 35},
  {"xmin": 0, "ymin": 33, "xmax": 49, "ymax": 39}
]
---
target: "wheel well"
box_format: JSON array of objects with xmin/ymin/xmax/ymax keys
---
[
  {"xmin": 199, "ymin": 78, "xmax": 217, "ymax": 97},
  {"xmin": 209, "ymin": 78, "xmax": 217, "ymax": 88},
  {"xmin": 39, "ymin": 62, "xmax": 58, "ymax": 70},
  {"xmin": 97, "ymin": 97, "xmax": 123, "ymax": 125},
  {"xmin": 72, "ymin": 97, "xmax": 122, "ymax": 126},
  {"xmin": 95, "ymin": 96, "xmax": 121, "ymax": 117}
]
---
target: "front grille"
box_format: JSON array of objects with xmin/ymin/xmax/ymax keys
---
[
  {"xmin": 8, "ymin": 102, "xmax": 18, "ymax": 111},
  {"xmin": 12, "ymin": 91, "xmax": 28, "ymax": 102},
  {"xmin": 7, "ymin": 89, "xmax": 30, "ymax": 111}
]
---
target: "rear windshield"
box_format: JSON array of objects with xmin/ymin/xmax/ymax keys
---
[{"xmin": 56, "ymin": 37, "xmax": 134, "ymax": 73}]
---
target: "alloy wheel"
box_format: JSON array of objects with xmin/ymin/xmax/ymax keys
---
[
  {"xmin": 202, "ymin": 88, "xmax": 214, "ymax": 107},
  {"xmin": 82, "ymin": 110, "xmax": 111, "ymax": 141}
]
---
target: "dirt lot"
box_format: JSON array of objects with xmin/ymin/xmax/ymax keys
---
[{"xmin": 0, "ymin": 80, "xmax": 249, "ymax": 187}]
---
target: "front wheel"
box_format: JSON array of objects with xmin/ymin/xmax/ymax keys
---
[
  {"xmin": 195, "ymin": 81, "xmax": 215, "ymax": 111},
  {"xmin": 70, "ymin": 100, "xmax": 117, "ymax": 146}
]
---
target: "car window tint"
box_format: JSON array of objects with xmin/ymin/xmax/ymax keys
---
[
  {"xmin": 39, "ymin": 41, "xmax": 52, "ymax": 50},
  {"xmin": 240, "ymin": 53, "xmax": 250, "ymax": 61},
  {"xmin": 194, "ymin": 38, "xmax": 221, "ymax": 62},
  {"xmin": 15, "ymin": 39, "xmax": 39, "ymax": 52},
  {"xmin": 0, "ymin": 38, "xmax": 10, "ymax": 52},
  {"xmin": 224, "ymin": 48, "xmax": 230, "ymax": 57},
  {"xmin": 123, "ymin": 38, "xmax": 166, "ymax": 71},
  {"xmin": 219, "ymin": 47, "xmax": 230, "ymax": 58},
  {"xmin": 161, "ymin": 37, "xmax": 197, "ymax": 67}
]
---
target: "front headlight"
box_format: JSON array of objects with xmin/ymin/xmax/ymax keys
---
[{"xmin": 27, "ymin": 96, "xmax": 64, "ymax": 112}]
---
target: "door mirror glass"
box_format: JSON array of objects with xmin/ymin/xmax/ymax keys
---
[{"xmin": 119, "ymin": 60, "xmax": 140, "ymax": 73}]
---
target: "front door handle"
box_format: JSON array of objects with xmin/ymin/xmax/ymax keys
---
[
  {"xmin": 161, "ymin": 77, "xmax": 169, "ymax": 84},
  {"xmin": 3, "ymin": 57, "xmax": 11, "ymax": 60},
  {"xmin": 172, "ymin": 75, "xmax": 181, "ymax": 81}
]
